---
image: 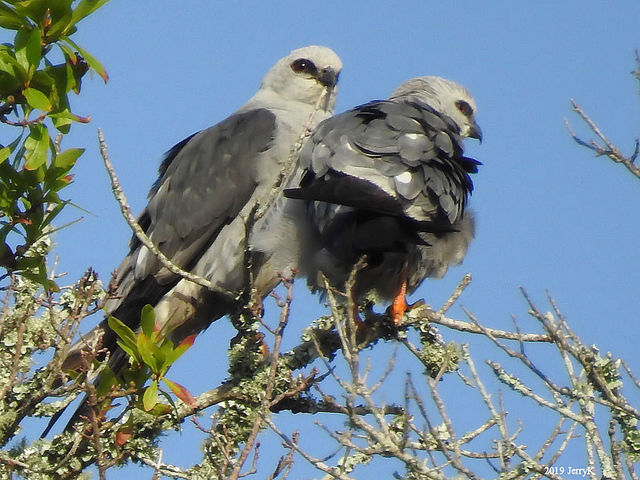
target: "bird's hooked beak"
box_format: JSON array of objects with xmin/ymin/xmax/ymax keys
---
[
  {"xmin": 469, "ymin": 121, "xmax": 483, "ymax": 143},
  {"xmin": 317, "ymin": 67, "xmax": 339, "ymax": 88},
  {"xmin": 315, "ymin": 67, "xmax": 339, "ymax": 112}
]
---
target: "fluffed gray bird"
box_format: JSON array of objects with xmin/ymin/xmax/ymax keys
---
[
  {"xmin": 284, "ymin": 76, "xmax": 481, "ymax": 322},
  {"xmin": 50, "ymin": 46, "xmax": 342, "ymax": 434}
]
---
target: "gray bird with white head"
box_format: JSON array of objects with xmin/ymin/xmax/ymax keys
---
[
  {"xmin": 285, "ymin": 76, "xmax": 481, "ymax": 322},
  {"xmin": 52, "ymin": 46, "xmax": 342, "ymax": 434}
]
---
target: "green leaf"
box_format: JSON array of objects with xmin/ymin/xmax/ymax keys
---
[
  {"xmin": 0, "ymin": 147, "xmax": 11, "ymax": 164},
  {"xmin": 30, "ymin": 70, "xmax": 58, "ymax": 111},
  {"xmin": 107, "ymin": 315, "xmax": 137, "ymax": 350},
  {"xmin": 66, "ymin": 0, "xmax": 110, "ymax": 34},
  {"xmin": 24, "ymin": 123, "xmax": 49, "ymax": 170},
  {"xmin": 40, "ymin": 202, "xmax": 65, "ymax": 229},
  {"xmin": 0, "ymin": 51, "xmax": 27, "ymax": 80},
  {"xmin": 142, "ymin": 380, "xmax": 158, "ymax": 411},
  {"xmin": 95, "ymin": 366, "xmax": 118, "ymax": 397},
  {"xmin": 146, "ymin": 403, "xmax": 172, "ymax": 416},
  {"xmin": 14, "ymin": 0, "xmax": 48, "ymax": 22},
  {"xmin": 18, "ymin": 267, "xmax": 51, "ymax": 289},
  {"xmin": 0, "ymin": 16, "xmax": 22, "ymax": 30},
  {"xmin": 25, "ymin": 26, "xmax": 41, "ymax": 68},
  {"xmin": 45, "ymin": 11, "xmax": 72, "ymax": 40},
  {"xmin": 120, "ymin": 361, "xmax": 150, "ymax": 388},
  {"xmin": 48, "ymin": 61, "xmax": 75, "ymax": 97},
  {"xmin": 15, "ymin": 255, "xmax": 45, "ymax": 271},
  {"xmin": 23, "ymin": 87, "xmax": 51, "ymax": 111},
  {"xmin": 165, "ymin": 334, "xmax": 197, "ymax": 366},
  {"xmin": 49, "ymin": 109, "xmax": 90, "ymax": 133},
  {"xmin": 0, "ymin": 7, "xmax": 25, "ymax": 30},
  {"xmin": 140, "ymin": 304, "xmax": 155, "ymax": 339},
  {"xmin": 116, "ymin": 338, "xmax": 141, "ymax": 365},
  {"xmin": 137, "ymin": 331, "xmax": 160, "ymax": 373},
  {"xmin": 43, "ymin": 0, "xmax": 74, "ymax": 40},
  {"xmin": 0, "ymin": 72, "xmax": 20, "ymax": 95},
  {"xmin": 158, "ymin": 388, "xmax": 178, "ymax": 413},
  {"xmin": 51, "ymin": 115, "xmax": 70, "ymax": 133},
  {"xmin": 49, "ymin": 175, "xmax": 74, "ymax": 191},
  {"xmin": 156, "ymin": 341, "xmax": 174, "ymax": 372},
  {"xmin": 56, "ymin": 42, "xmax": 78, "ymax": 64},
  {"xmin": 62, "ymin": 36, "xmax": 108, "ymax": 82},
  {"xmin": 54, "ymin": 147, "xmax": 83, "ymax": 169},
  {"xmin": 31, "ymin": 68, "xmax": 54, "ymax": 88},
  {"xmin": 14, "ymin": 26, "xmax": 42, "ymax": 73},
  {"xmin": 48, "ymin": 109, "xmax": 84, "ymax": 122},
  {"xmin": 47, "ymin": 0, "xmax": 74, "ymax": 20},
  {"xmin": 46, "ymin": 278, "xmax": 60, "ymax": 292}
]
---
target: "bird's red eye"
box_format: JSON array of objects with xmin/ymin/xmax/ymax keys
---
[
  {"xmin": 456, "ymin": 100, "xmax": 473, "ymax": 117},
  {"xmin": 291, "ymin": 58, "xmax": 317, "ymax": 75}
]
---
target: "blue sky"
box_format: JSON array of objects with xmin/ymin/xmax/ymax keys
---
[{"xmin": 27, "ymin": 1, "xmax": 640, "ymax": 477}]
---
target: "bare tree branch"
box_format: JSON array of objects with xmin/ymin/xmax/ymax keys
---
[{"xmin": 565, "ymin": 80, "xmax": 640, "ymax": 180}]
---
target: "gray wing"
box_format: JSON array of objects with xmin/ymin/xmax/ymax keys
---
[
  {"xmin": 109, "ymin": 108, "xmax": 276, "ymax": 328},
  {"xmin": 286, "ymin": 99, "xmax": 479, "ymax": 229},
  {"xmin": 50, "ymin": 108, "xmax": 277, "ymax": 436},
  {"xmin": 284, "ymin": 99, "xmax": 479, "ymax": 299}
]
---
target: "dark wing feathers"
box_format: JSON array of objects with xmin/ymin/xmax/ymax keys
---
[
  {"xmin": 286, "ymin": 99, "xmax": 477, "ymax": 227},
  {"xmin": 145, "ymin": 109, "xmax": 273, "ymax": 267},
  {"xmin": 150, "ymin": 133, "xmax": 197, "ymax": 196},
  {"xmin": 286, "ymin": 174, "xmax": 404, "ymax": 217},
  {"xmin": 284, "ymin": 97, "xmax": 479, "ymax": 301},
  {"xmin": 114, "ymin": 108, "xmax": 276, "ymax": 314}
]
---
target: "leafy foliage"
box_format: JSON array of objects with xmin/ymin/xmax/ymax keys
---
[
  {"xmin": 106, "ymin": 307, "xmax": 197, "ymax": 417},
  {"xmin": 0, "ymin": 0, "xmax": 108, "ymax": 290}
]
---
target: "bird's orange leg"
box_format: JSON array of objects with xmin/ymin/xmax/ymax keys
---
[{"xmin": 391, "ymin": 276, "xmax": 408, "ymax": 325}]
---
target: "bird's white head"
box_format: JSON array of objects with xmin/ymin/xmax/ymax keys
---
[
  {"xmin": 390, "ymin": 76, "xmax": 482, "ymax": 141},
  {"xmin": 258, "ymin": 45, "xmax": 343, "ymax": 113}
]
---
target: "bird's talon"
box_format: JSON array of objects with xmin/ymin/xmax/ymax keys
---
[{"xmin": 407, "ymin": 298, "xmax": 425, "ymax": 311}]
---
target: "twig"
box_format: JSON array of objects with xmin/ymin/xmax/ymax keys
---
[
  {"xmin": 229, "ymin": 275, "xmax": 294, "ymax": 480},
  {"xmin": 608, "ymin": 418, "xmax": 625, "ymax": 480},
  {"xmin": 254, "ymin": 85, "xmax": 332, "ymax": 221},
  {"xmin": 626, "ymin": 455, "xmax": 639, "ymax": 480},
  {"xmin": 632, "ymin": 49, "xmax": 640, "ymax": 89},
  {"xmin": 266, "ymin": 432, "xmax": 298, "ymax": 480},
  {"xmin": 137, "ymin": 453, "xmax": 190, "ymax": 479},
  {"xmin": 543, "ymin": 420, "xmax": 579, "ymax": 476},
  {"xmin": 621, "ymin": 359, "xmax": 640, "ymax": 390},
  {"xmin": 521, "ymin": 291, "xmax": 640, "ymax": 419},
  {"xmin": 437, "ymin": 273, "xmax": 471, "ymax": 315},
  {"xmin": 264, "ymin": 417, "xmax": 357, "ymax": 480},
  {"xmin": 566, "ymin": 100, "xmax": 640, "ymax": 180},
  {"xmin": 424, "ymin": 375, "xmax": 482, "ymax": 480},
  {"xmin": 412, "ymin": 304, "xmax": 552, "ymax": 343},
  {"xmin": 487, "ymin": 360, "xmax": 582, "ymax": 423},
  {"xmin": 0, "ymin": 453, "xmax": 30, "ymax": 469}
]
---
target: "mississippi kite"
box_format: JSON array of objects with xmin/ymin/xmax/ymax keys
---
[
  {"xmin": 102, "ymin": 46, "xmax": 340, "ymax": 345},
  {"xmin": 54, "ymin": 46, "xmax": 342, "ymax": 432},
  {"xmin": 285, "ymin": 76, "xmax": 481, "ymax": 322}
]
